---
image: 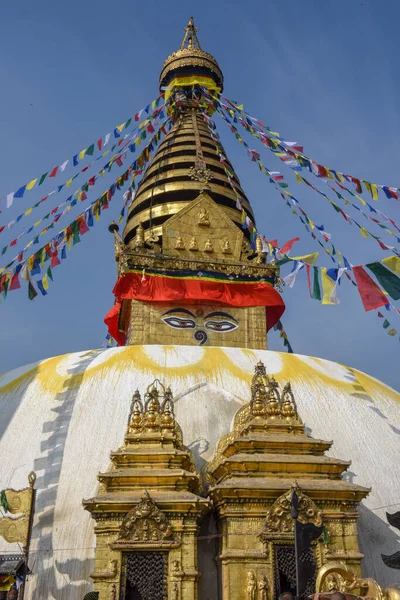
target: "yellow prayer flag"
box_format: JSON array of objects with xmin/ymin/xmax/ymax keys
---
[
  {"xmin": 382, "ymin": 256, "xmax": 400, "ymax": 275},
  {"xmin": 235, "ymin": 104, "xmax": 244, "ymax": 111},
  {"xmin": 360, "ymin": 226, "xmax": 370, "ymax": 238},
  {"xmin": 66, "ymin": 178, "xmax": 73, "ymax": 187},
  {"xmin": 269, "ymin": 131, "xmax": 280, "ymax": 137},
  {"xmin": 371, "ymin": 183, "xmax": 379, "ymax": 200},
  {"xmin": 42, "ymin": 275, "xmax": 49, "ymax": 290},
  {"xmin": 24, "ymin": 208, "xmax": 33, "ymax": 216},
  {"xmin": 355, "ymin": 193, "xmax": 367, "ymax": 206},
  {"xmin": 364, "ymin": 181, "xmax": 372, "ymax": 195},
  {"xmin": 79, "ymin": 149, "xmax": 86, "ymax": 161},
  {"xmin": 291, "ymin": 252, "xmax": 319, "ymax": 266},
  {"xmin": 326, "ymin": 169, "xmax": 334, "ymax": 180},
  {"xmin": 151, "ymin": 100, "xmax": 156, "ymax": 110},
  {"xmin": 321, "ymin": 267, "xmax": 336, "ymax": 304},
  {"xmin": 336, "ymin": 172, "xmax": 345, "ymax": 182},
  {"xmin": 135, "ymin": 137, "xmax": 141, "ymax": 147},
  {"xmin": 388, "ymin": 328, "xmax": 397, "ymax": 336},
  {"xmin": 34, "ymin": 220, "xmax": 41, "ymax": 227},
  {"xmin": 308, "ymin": 220, "xmax": 315, "ymax": 230},
  {"xmin": 26, "ymin": 178, "xmax": 37, "ymax": 190},
  {"xmin": 240, "ymin": 210, "xmax": 246, "ymax": 224},
  {"xmin": 295, "ymin": 173, "xmax": 303, "ymax": 183},
  {"xmin": 117, "ymin": 123, "xmax": 124, "ymax": 132}
]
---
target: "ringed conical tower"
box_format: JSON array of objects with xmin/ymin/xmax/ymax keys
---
[
  {"xmin": 106, "ymin": 18, "xmax": 285, "ymax": 349},
  {"xmin": 122, "ymin": 17, "xmax": 255, "ymax": 248}
]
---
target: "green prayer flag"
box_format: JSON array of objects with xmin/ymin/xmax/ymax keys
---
[
  {"xmin": 366, "ymin": 262, "xmax": 400, "ymax": 300},
  {"xmin": 312, "ymin": 267, "xmax": 321, "ymax": 300},
  {"xmin": 86, "ymin": 143, "xmax": 95, "ymax": 156},
  {"xmin": 0, "ymin": 490, "xmax": 8, "ymax": 513},
  {"xmin": 125, "ymin": 118, "xmax": 132, "ymax": 129},
  {"xmin": 39, "ymin": 172, "xmax": 48, "ymax": 186},
  {"xmin": 28, "ymin": 281, "xmax": 38, "ymax": 300},
  {"xmin": 82, "ymin": 183, "xmax": 89, "ymax": 192},
  {"xmin": 383, "ymin": 319, "xmax": 390, "ymax": 329},
  {"xmin": 47, "ymin": 266, "xmax": 53, "ymax": 281},
  {"xmin": 140, "ymin": 130, "xmax": 146, "ymax": 140},
  {"xmin": 1, "ymin": 246, "xmax": 7, "ymax": 256}
]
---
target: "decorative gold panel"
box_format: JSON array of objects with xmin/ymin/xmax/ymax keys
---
[{"xmin": 162, "ymin": 192, "xmax": 244, "ymax": 260}]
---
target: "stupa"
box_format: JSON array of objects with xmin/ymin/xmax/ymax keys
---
[{"xmin": 0, "ymin": 17, "xmax": 399, "ymax": 600}]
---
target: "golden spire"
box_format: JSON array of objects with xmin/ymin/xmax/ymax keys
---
[{"xmin": 180, "ymin": 16, "xmax": 202, "ymax": 50}]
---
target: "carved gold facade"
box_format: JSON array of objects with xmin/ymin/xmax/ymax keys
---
[
  {"xmin": 206, "ymin": 361, "xmax": 370, "ymax": 600},
  {"xmin": 83, "ymin": 380, "xmax": 209, "ymax": 600},
  {"xmin": 113, "ymin": 192, "xmax": 278, "ymax": 349}
]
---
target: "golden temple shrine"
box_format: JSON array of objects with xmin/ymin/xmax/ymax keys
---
[{"xmin": 0, "ymin": 15, "xmax": 399, "ymax": 600}]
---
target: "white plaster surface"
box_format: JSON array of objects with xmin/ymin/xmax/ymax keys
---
[{"xmin": 0, "ymin": 345, "xmax": 398, "ymax": 598}]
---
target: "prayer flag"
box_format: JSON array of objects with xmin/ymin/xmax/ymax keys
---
[
  {"xmin": 28, "ymin": 281, "xmax": 38, "ymax": 300},
  {"xmin": 352, "ymin": 266, "xmax": 388, "ymax": 311},
  {"xmin": 312, "ymin": 267, "xmax": 321, "ymax": 300},
  {"xmin": 382, "ymin": 256, "xmax": 400, "ymax": 275},
  {"xmin": 366, "ymin": 262, "xmax": 400, "ymax": 300},
  {"xmin": 280, "ymin": 237, "xmax": 300, "ymax": 255}
]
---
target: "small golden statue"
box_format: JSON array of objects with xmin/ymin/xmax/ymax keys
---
[
  {"xmin": 189, "ymin": 237, "xmax": 199, "ymax": 251},
  {"xmin": 175, "ymin": 236, "xmax": 185, "ymax": 250},
  {"xmin": 197, "ymin": 207, "xmax": 210, "ymax": 226},
  {"xmin": 204, "ymin": 238, "xmax": 214, "ymax": 252},
  {"xmin": 222, "ymin": 239, "xmax": 232, "ymax": 254},
  {"xmin": 247, "ymin": 571, "xmax": 257, "ymax": 600},
  {"xmin": 258, "ymin": 575, "xmax": 269, "ymax": 600}
]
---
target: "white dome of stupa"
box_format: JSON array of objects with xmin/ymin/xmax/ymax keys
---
[{"xmin": 0, "ymin": 345, "xmax": 399, "ymax": 599}]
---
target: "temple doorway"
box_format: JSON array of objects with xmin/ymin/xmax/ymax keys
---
[{"xmin": 121, "ymin": 552, "xmax": 167, "ymax": 600}]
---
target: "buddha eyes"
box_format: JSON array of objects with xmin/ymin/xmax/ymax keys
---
[
  {"xmin": 161, "ymin": 313, "xmax": 238, "ymax": 333},
  {"xmin": 162, "ymin": 316, "xmax": 196, "ymax": 329},
  {"xmin": 205, "ymin": 320, "xmax": 238, "ymax": 332}
]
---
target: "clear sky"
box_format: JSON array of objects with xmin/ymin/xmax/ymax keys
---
[{"xmin": 0, "ymin": 0, "xmax": 399, "ymax": 390}]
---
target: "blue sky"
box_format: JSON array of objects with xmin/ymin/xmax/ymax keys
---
[{"xmin": 1, "ymin": 0, "xmax": 399, "ymax": 390}]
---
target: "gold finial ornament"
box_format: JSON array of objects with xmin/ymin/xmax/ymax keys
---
[
  {"xmin": 181, "ymin": 16, "xmax": 201, "ymax": 51},
  {"xmin": 159, "ymin": 17, "xmax": 223, "ymax": 92},
  {"xmin": 134, "ymin": 222, "xmax": 145, "ymax": 249}
]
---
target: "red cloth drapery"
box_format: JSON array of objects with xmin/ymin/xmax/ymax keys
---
[{"xmin": 104, "ymin": 272, "xmax": 285, "ymax": 346}]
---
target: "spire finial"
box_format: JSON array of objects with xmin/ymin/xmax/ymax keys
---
[{"xmin": 180, "ymin": 16, "xmax": 202, "ymax": 51}]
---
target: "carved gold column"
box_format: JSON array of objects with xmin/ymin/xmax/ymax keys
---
[
  {"xmin": 206, "ymin": 362, "xmax": 370, "ymax": 600},
  {"xmin": 83, "ymin": 381, "xmax": 210, "ymax": 600}
]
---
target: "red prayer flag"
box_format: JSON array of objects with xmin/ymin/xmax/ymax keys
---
[
  {"xmin": 97, "ymin": 138, "xmax": 102, "ymax": 151},
  {"xmin": 115, "ymin": 156, "xmax": 123, "ymax": 167},
  {"xmin": 280, "ymin": 237, "xmax": 301, "ymax": 254},
  {"xmin": 352, "ymin": 266, "xmax": 388, "ymax": 311},
  {"xmin": 9, "ymin": 272, "xmax": 20, "ymax": 290},
  {"xmin": 49, "ymin": 166, "xmax": 58, "ymax": 178},
  {"xmin": 147, "ymin": 123, "xmax": 155, "ymax": 134},
  {"xmin": 78, "ymin": 217, "xmax": 90, "ymax": 235},
  {"xmin": 10, "ymin": 239, "xmax": 17, "ymax": 247},
  {"xmin": 89, "ymin": 177, "xmax": 96, "ymax": 186},
  {"xmin": 0, "ymin": 226, "xmax": 5, "ymax": 234}
]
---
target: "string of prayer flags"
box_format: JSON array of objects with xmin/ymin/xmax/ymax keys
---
[
  {"xmin": 0, "ymin": 116, "xmax": 173, "ymax": 290},
  {"xmin": 273, "ymin": 320, "xmax": 294, "ymax": 353},
  {"xmin": 214, "ymin": 95, "xmax": 400, "ymax": 255},
  {"xmin": 218, "ymin": 90, "xmax": 400, "ymax": 205},
  {"xmin": 0, "ymin": 113, "xmax": 169, "ymax": 266},
  {"xmin": 0, "ymin": 103, "xmax": 167, "ymax": 238},
  {"xmin": 376, "ymin": 309, "xmax": 399, "ymax": 339},
  {"xmin": 2, "ymin": 94, "xmax": 164, "ymax": 209},
  {"xmin": 207, "ymin": 99, "xmax": 339, "ymax": 263}
]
